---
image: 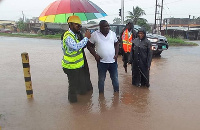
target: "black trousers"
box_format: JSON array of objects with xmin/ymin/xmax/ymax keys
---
[
  {"xmin": 122, "ymin": 52, "xmax": 130, "ymax": 68},
  {"xmin": 63, "ymin": 67, "xmax": 87, "ymax": 102},
  {"xmin": 82, "ymin": 49, "xmax": 93, "ymax": 91}
]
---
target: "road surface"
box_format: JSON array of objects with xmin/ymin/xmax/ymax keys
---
[{"xmin": 0, "ymin": 36, "xmax": 200, "ymax": 130}]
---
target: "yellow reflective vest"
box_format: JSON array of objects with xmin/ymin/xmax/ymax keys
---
[{"xmin": 62, "ymin": 31, "xmax": 84, "ymax": 69}]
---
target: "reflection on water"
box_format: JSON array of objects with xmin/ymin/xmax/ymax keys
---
[
  {"xmin": 151, "ymin": 55, "xmax": 168, "ymax": 68},
  {"xmin": 69, "ymin": 91, "xmax": 120, "ymax": 114},
  {"xmin": 120, "ymin": 73, "xmax": 150, "ymax": 113},
  {"xmin": 89, "ymin": 92, "xmax": 120, "ymax": 114},
  {"xmin": 70, "ymin": 73, "xmax": 151, "ymax": 115},
  {"xmin": 68, "ymin": 61, "xmax": 152, "ymax": 115},
  {"xmin": 121, "ymin": 88, "xmax": 150, "ymax": 113}
]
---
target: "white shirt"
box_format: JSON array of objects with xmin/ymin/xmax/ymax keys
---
[{"xmin": 89, "ymin": 30, "xmax": 118, "ymax": 63}]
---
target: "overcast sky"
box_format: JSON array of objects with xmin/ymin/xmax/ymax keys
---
[{"xmin": 0, "ymin": 0, "xmax": 199, "ymax": 24}]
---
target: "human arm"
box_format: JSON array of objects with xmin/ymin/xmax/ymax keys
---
[
  {"xmin": 87, "ymin": 41, "xmax": 101, "ymax": 62},
  {"xmin": 147, "ymin": 40, "xmax": 153, "ymax": 69},
  {"xmin": 113, "ymin": 32, "xmax": 119, "ymax": 61},
  {"xmin": 113, "ymin": 41, "xmax": 119, "ymax": 61},
  {"xmin": 128, "ymin": 41, "xmax": 134, "ymax": 64},
  {"xmin": 65, "ymin": 30, "xmax": 91, "ymax": 51}
]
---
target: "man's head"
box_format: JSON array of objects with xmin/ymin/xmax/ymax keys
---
[
  {"xmin": 99, "ymin": 20, "xmax": 110, "ymax": 35},
  {"xmin": 138, "ymin": 31, "xmax": 145, "ymax": 40},
  {"xmin": 126, "ymin": 22, "xmax": 133, "ymax": 31},
  {"xmin": 137, "ymin": 28, "xmax": 146, "ymax": 40},
  {"xmin": 68, "ymin": 15, "xmax": 82, "ymax": 33}
]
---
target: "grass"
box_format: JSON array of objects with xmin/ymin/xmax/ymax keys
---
[
  {"xmin": 0, "ymin": 32, "xmax": 61, "ymax": 40},
  {"xmin": 0, "ymin": 32, "xmax": 199, "ymax": 46},
  {"xmin": 166, "ymin": 36, "xmax": 199, "ymax": 46}
]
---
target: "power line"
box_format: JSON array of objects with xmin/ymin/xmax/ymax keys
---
[{"xmin": 164, "ymin": 0, "xmax": 185, "ymax": 5}]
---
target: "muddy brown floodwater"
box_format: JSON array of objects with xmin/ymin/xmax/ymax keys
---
[{"xmin": 0, "ymin": 36, "xmax": 200, "ymax": 130}]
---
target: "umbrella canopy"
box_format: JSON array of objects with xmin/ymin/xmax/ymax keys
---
[{"xmin": 39, "ymin": 0, "xmax": 107, "ymax": 23}]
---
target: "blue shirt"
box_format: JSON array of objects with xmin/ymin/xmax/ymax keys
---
[{"xmin": 62, "ymin": 28, "xmax": 88, "ymax": 53}]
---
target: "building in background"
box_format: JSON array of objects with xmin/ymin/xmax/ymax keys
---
[
  {"xmin": 0, "ymin": 20, "xmax": 16, "ymax": 32},
  {"xmin": 161, "ymin": 17, "xmax": 200, "ymax": 40}
]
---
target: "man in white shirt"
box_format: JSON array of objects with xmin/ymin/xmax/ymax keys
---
[{"xmin": 87, "ymin": 20, "xmax": 119, "ymax": 93}]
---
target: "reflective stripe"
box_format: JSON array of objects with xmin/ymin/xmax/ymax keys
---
[
  {"xmin": 62, "ymin": 31, "xmax": 84, "ymax": 69},
  {"xmin": 62, "ymin": 57, "xmax": 84, "ymax": 64},
  {"xmin": 63, "ymin": 48, "xmax": 82, "ymax": 57},
  {"xmin": 123, "ymin": 40, "xmax": 132, "ymax": 45},
  {"xmin": 123, "ymin": 43, "xmax": 132, "ymax": 53}
]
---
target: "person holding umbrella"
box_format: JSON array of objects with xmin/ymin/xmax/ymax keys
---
[{"xmin": 61, "ymin": 15, "xmax": 91, "ymax": 103}]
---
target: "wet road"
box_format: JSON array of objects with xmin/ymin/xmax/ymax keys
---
[{"xmin": 0, "ymin": 36, "xmax": 200, "ymax": 130}]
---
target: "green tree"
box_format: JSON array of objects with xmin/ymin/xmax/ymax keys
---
[
  {"xmin": 113, "ymin": 17, "xmax": 121, "ymax": 24},
  {"xmin": 16, "ymin": 18, "xmax": 26, "ymax": 32},
  {"xmin": 126, "ymin": 6, "xmax": 146, "ymax": 25},
  {"xmin": 137, "ymin": 19, "xmax": 151, "ymax": 32}
]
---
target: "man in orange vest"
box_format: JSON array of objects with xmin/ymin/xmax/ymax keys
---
[{"xmin": 121, "ymin": 22, "xmax": 135, "ymax": 73}]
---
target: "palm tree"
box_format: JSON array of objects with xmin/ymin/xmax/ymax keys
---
[
  {"xmin": 126, "ymin": 6, "xmax": 146, "ymax": 25},
  {"xmin": 113, "ymin": 17, "xmax": 122, "ymax": 24}
]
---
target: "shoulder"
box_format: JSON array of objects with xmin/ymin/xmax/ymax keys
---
[
  {"xmin": 145, "ymin": 38, "xmax": 152, "ymax": 46},
  {"xmin": 91, "ymin": 30, "xmax": 99, "ymax": 37},
  {"xmin": 133, "ymin": 38, "xmax": 139, "ymax": 42},
  {"xmin": 109, "ymin": 30, "xmax": 117, "ymax": 36},
  {"xmin": 64, "ymin": 31, "xmax": 74, "ymax": 37},
  {"xmin": 145, "ymin": 38, "xmax": 151, "ymax": 43},
  {"xmin": 110, "ymin": 30, "xmax": 116, "ymax": 34},
  {"xmin": 90, "ymin": 30, "xmax": 99, "ymax": 43}
]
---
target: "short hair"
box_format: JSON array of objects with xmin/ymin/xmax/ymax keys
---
[
  {"xmin": 127, "ymin": 22, "xmax": 133, "ymax": 25},
  {"xmin": 99, "ymin": 20, "xmax": 108, "ymax": 26},
  {"xmin": 68, "ymin": 22, "xmax": 72, "ymax": 28}
]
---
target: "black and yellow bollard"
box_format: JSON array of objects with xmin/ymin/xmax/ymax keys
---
[{"xmin": 21, "ymin": 52, "xmax": 33, "ymax": 98}]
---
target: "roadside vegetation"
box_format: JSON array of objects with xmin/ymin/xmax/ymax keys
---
[
  {"xmin": 166, "ymin": 36, "xmax": 199, "ymax": 46},
  {"xmin": 0, "ymin": 32, "xmax": 61, "ymax": 40},
  {"xmin": 1, "ymin": 5, "xmax": 198, "ymax": 47},
  {"xmin": 0, "ymin": 33, "xmax": 199, "ymax": 46}
]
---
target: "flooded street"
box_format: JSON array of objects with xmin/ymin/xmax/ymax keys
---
[{"xmin": 0, "ymin": 36, "xmax": 200, "ymax": 130}]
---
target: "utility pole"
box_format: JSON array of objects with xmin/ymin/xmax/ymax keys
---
[
  {"xmin": 22, "ymin": 11, "xmax": 25, "ymax": 22},
  {"xmin": 165, "ymin": 19, "xmax": 168, "ymax": 35},
  {"xmin": 188, "ymin": 15, "xmax": 191, "ymax": 30},
  {"xmin": 153, "ymin": 0, "xmax": 158, "ymax": 34},
  {"xmin": 121, "ymin": 0, "xmax": 124, "ymax": 24},
  {"xmin": 154, "ymin": 0, "xmax": 164, "ymax": 34},
  {"xmin": 160, "ymin": 0, "xmax": 164, "ymax": 31}
]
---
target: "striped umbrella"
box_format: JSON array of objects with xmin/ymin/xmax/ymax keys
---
[{"xmin": 39, "ymin": 0, "xmax": 107, "ymax": 23}]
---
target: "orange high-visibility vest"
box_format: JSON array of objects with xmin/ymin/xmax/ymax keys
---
[{"xmin": 122, "ymin": 29, "xmax": 133, "ymax": 53}]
